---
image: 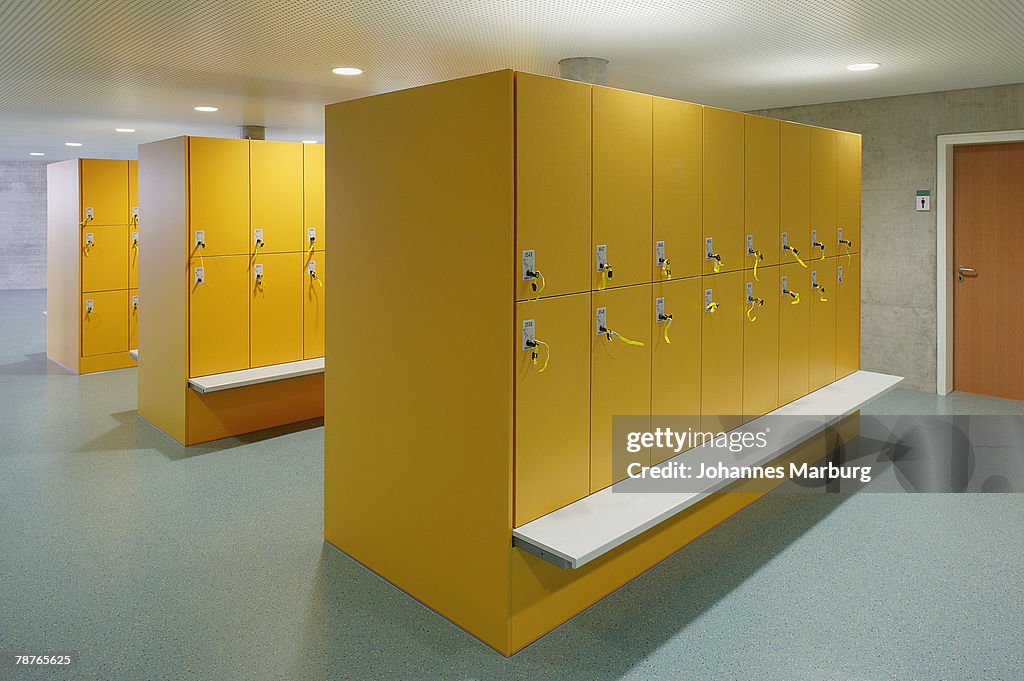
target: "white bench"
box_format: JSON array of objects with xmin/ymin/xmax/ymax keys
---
[{"xmin": 187, "ymin": 358, "xmax": 325, "ymax": 394}]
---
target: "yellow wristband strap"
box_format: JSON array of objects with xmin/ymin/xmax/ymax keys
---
[
  {"xmin": 607, "ymin": 328, "xmax": 645, "ymax": 347},
  {"xmin": 534, "ymin": 339, "xmax": 550, "ymax": 373},
  {"xmin": 705, "ymin": 302, "xmax": 719, "ymax": 314},
  {"xmin": 713, "ymin": 256, "xmax": 722, "ymax": 273},
  {"xmin": 530, "ymin": 271, "xmax": 546, "ymax": 301},
  {"xmin": 662, "ymin": 315, "xmax": 672, "ymax": 344},
  {"xmin": 746, "ymin": 299, "xmax": 759, "ymax": 322},
  {"xmin": 751, "ymin": 250, "xmax": 762, "ymax": 281}
]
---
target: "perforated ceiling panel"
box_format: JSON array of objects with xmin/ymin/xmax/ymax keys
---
[{"xmin": 1, "ymin": 0, "xmax": 1023, "ymax": 159}]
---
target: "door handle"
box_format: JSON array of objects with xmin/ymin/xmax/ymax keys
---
[{"xmin": 957, "ymin": 265, "xmax": 976, "ymax": 282}]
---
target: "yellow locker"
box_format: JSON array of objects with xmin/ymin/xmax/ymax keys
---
[
  {"xmin": 303, "ymin": 252, "xmax": 326, "ymax": 359},
  {"xmin": 188, "ymin": 137, "xmax": 250, "ymax": 257},
  {"xmin": 303, "ymin": 143, "xmax": 326, "ymax": 252},
  {"xmin": 80, "ymin": 159, "xmax": 129, "ymax": 226},
  {"xmin": 653, "ymin": 97, "xmax": 703, "ymax": 281},
  {"xmin": 188, "ymin": 254, "xmax": 249, "ymax": 377},
  {"xmin": 835, "ymin": 253, "xmax": 861, "ymax": 379},
  {"xmin": 81, "ymin": 225, "xmax": 128, "ymax": 292},
  {"xmin": 742, "ymin": 265, "xmax": 780, "ymax": 419},
  {"xmin": 837, "ymin": 131, "xmax": 862, "ymax": 254},
  {"xmin": 702, "ymin": 107, "xmax": 744, "ymax": 275},
  {"xmin": 514, "ymin": 293, "xmax": 591, "ymax": 526},
  {"xmin": 128, "ymin": 227, "xmax": 139, "ymax": 290},
  {"xmin": 744, "ymin": 115, "xmax": 781, "ymax": 268},
  {"xmin": 808, "ymin": 260, "xmax": 837, "ymax": 391},
  {"xmin": 591, "ymin": 284, "xmax": 651, "ymax": 491},
  {"xmin": 780, "ymin": 122, "xmax": 810, "ymax": 267},
  {"xmin": 251, "ymin": 252, "xmax": 303, "ymax": 368},
  {"xmin": 81, "ymin": 290, "xmax": 128, "ymax": 356},
  {"xmin": 651, "ymin": 276, "xmax": 701, "ymax": 464},
  {"xmin": 593, "ymin": 87, "xmax": 652, "ymax": 290},
  {"xmin": 778, "ymin": 262, "xmax": 809, "ymax": 405},
  {"xmin": 516, "ymin": 73, "xmax": 592, "ymax": 300},
  {"xmin": 128, "ymin": 289, "xmax": 139, "ymax": 351},
  {"xmin": 809, "ymin": 127, "xmax": 838, "ymax": 260},
  {"xmin": 700, "ymin": 270, "xmax": 744, "ymax": 432},
  {"xmin": 128, "ymin": 159, "xmax": 139, "ymax": 224},
  {"xmin": 250, "ymin": 140, "xmax": 304, "ymax": 254}
]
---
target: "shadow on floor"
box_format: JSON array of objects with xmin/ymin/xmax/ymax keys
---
[
  {"xmin": 78, "ymin": 409, "xmax": 324, "ymax": 461},
  {"xmin": 0, "ymin": 352, "xmax": 71, "ymax": 376}
]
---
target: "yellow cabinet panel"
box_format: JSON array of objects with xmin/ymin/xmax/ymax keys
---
[
  {"xmin": 836, "ymin": 253, "xmax": 861, "ymax": 379},
  {"xmin": 742, "ymin": 265, "xmax": 780, "ymax": 419},
  {"xmin": 80, "ymin": 159, "xmax": 129, "ymax": 226},
  {"xmin": 188, "ymin": 137, "xmax": 250, "ymax": 257},
  {"xmin": 780, "ymin": 122, "xmax": 811, "ymax": 267},
  {"xmin": 251, "ymin": 140, "xmax": 304, "ymax": 254},
  {"xmin": 593, "ymin": 87, "xmax": 652, "ymax": 290},
  {"xmin": 251, "ymin": 252, "xmax": 303, "ymax": 368},
  {"xmin": 81, "ymin": 225, "xmax": 128, "ymax": 292},
  {"xmin": 128, "ymin": 227, "xmax": 139, "ymax": 289},
  {"xmin": 778, "ymin": 262, "xmax": 810, "ymax": 405},
  {"xmin": 129, "ymin": 289, "xmax": 139, "ymax": 351},
  {"xmin": 81, "ymin": 290, "xmax": 128, "ymax": 356},
  {"xmin": 809, "ymin": 127, "xmax": 838, "ymax": 260},
  {"xmin": 128, "ymin": 159, "xmax": 139, "ymax": 225},
  {"xmin": 188, "ymin": 254, "xmax": 249, "ymax": 377},
  {"xmin": 303, "ymin": 143, "xmax": 326, "ymax": 252},
  {"xmin": 516, "ymin": 73, "xmax": 592, "ymax": 300},
  {"xmin": 702, "ymin": 107, "xmax": 744, "ymax": 275},
  {"xmin": 515, "ymin": 293, "xmax": 591, "ymax": 526},
  {"xmin": 652, "ymin": 276, "xmax": 701, "ymax": 463},
  {"xmin": 808, "ymin": 259, "xmax": 837, "ymax": 390},
  {"xmin": 653, "ymin": 97, "xmax": 703, "ymax": 281},
  {"xmin": 700, "ymin": 270, "xmax": 744, "ymax": 432},
  {"xmin": 591, "ymin": 284, "xmax": 651, "ymax": 491},
  {"xmin": 837, "ymin": 131, "xmax": 862, "ymax": 254},
  {"xmin": 744, "ymin": 115, "xmax": 781, "ymax": 268},
  {"xmin": 303, "ymin": 252, "xmax": 326, "ymax": 359}
]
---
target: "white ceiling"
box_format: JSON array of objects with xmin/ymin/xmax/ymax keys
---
[{"xmin": 2, "ymin": 0, "xmax": 1023, "ymax": 161}]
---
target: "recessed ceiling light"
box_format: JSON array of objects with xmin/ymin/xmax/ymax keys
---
[
  {"xmin": 847, "ymin": 63, "xmax": 880, "ymax": 71},
  {"xmin": 115, "ymin": 128, "xmax": 136, "ymax": 133},
  {"xmin": 65, "ymin": 142, "xmax": 82, "ymax": 147},
  {"xmin": 194, "ymin": 106, "xmax": 219, "ymax": 112},
  {"xmin": 332, "ymin": 67, "xmax": 363, "ymax": 76},
  {"xmin": 29, "ymin": 152, "xmax": 45, "ymax": 156},
  {"xmin": 302, "ymin": 140, "xmax": 318, "ymax": 144}
]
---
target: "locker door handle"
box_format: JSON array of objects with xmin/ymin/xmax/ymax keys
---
[{"xmin": 957, "ymin": 266, "xmax": 976, "ymax": 282}]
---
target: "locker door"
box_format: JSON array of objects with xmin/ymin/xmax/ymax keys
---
[
  {"xmin": 81, "ymin": 290, "xmax": 128, "ymax": 356},
  {"xmin": 778, "ymin": 262, "xmax": 810, "ymax": 405},
  {"xmin": 808, "ymin": 259, "xmax": 837, "ymax": 390},
  {"xmin": 702, "ymin": 107, "xmax": 744, "ymax": 275},
  {"xmin": 653, "ymin": 97, "xmax": 702, "ymax": 281},
  {"xmin": 80, "ymin": 159, "xmax": 129, "ymax": 226},
  {"xmin": 742, "ymin": 265, "xmax": 780, "ymax": 419},
  {"xmin": 303, "ymin": 252, "xmax": 325, "ymax": 359},
  {"xmin": 835, "ymin": 253, "xmax": 861, "ymax": 379},
  {"xmin": 128, "ymin": 160, "xmax": 139, "ymax": 225},
  {"xmin": 780, "ymin": 122, "xmax": 811, "ymax": 268},
  {"xmin": 188, "ymin": 137, "xmax": 249, "ymax": 257},
  {"xmin": 593, "ymin": 87, "xmax": 652, "ymax": 290},
  {"xmin": 837, "ymin": 131, "xmax": 862, "ymax": 254},
  {"xmin": 592, "ymin": 284, "xmax": 651, "ymax": 491},
  {"xmin": 128, "ymin": 227, "xmax": 139, "ymax": 290},
  {"xmin": 303, "ymin": 143, "xmax": 325, "ymax": 252},
  {"xmin": 700, "ymin": 271, "xmax": 744, "ymax": 433},
  {"xmin": 810, "ymin": 127, "xmax": 838, "ymax": 260},
  {"xmin": 516, "ymin": 73, "xmax": 592, "ymax": 300},
  {"xmin": 81, "ymin": 225, "xmax": 128, "ymax": 292},
  {"xmin": 251, "ymin": 252, "xmax": 303, "ymax": 368},
  {"xmin": 652, "ymin": 276, "xmax": 701, "ymax": 464},
  {"xmin": 515, "ymin": 293, "xmax": 591, "ymax": 526},
  {"xmin": 128, "ymin": 290, "xmax": 139, "ymax": 351},
  {"xmin": 745, "ymin": 115, "xmax": 781, "ymax": 268},
  {"xmin": 251, "ymin": 140, "xmax": 303, "ymax": 254},
  {"xmin": 188, "ymin": 254, "xmax": 249, "ymax": 377}
]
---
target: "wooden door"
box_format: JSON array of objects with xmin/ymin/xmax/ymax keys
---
[{"xmin": 953, "ymin": 142, "xmax": 1024, "ymax": 400}]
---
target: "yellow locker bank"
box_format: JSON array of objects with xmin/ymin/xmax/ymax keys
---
[{"xmin": 323, "ymin": 70, "xmax": 868, "ymax": 655}]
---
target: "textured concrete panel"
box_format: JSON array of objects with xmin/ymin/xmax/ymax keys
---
[{"xmin": 0, "ymin": 161, "xmax": 47, "ymax": 290}]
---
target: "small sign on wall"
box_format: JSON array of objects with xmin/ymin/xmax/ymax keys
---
[{"xmin": 916, "ymin": 189, "xmax": 931, "ymax": 211}]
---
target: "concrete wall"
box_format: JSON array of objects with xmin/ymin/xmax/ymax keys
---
[
  {"xmin": 752, "ymin": 83, "xmax": 1024, "ymax": 392},
  {"xmin": 0, "ymin": 161, "xmax": 47, "ymax": 290}
]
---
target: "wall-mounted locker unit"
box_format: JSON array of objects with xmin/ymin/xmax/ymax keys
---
[
  {"xmin": 129, "ymin": 290, "xmax": 139, "ymax": 353},
  {"xmin": 138, "ymin": 137, "xmax": 326, "ymax": 446},
  {"xmin": 808, "ymin": 258, "xmax": 838, "ymax": 391},
  {"xmin": 835, "ymin": 253, "xmax": 861, "ymax": 379},
  {"xmin": 46, "ymin": 158, "xmax": 139, "ymax": 374},
  {"xmin": 592, "ymin": 87, "xmax": 652, "ymax": 290},
  {"xmin": 810, "ymin": 127, "xmax": 838, "ymax": 259},
  {"xmin": 324, "ymin": 71, "xmax": 865, "ymax": 656},
  {"xmin": 836, "ymin": 131, "xmax": 862, "ymax": 254}
]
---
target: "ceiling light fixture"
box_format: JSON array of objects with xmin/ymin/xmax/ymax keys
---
[
  {"xmin": 847, "ymin": 63, "xmax": 880, "ymax": 71},
  {"xmin": 29, "ymin": 152, "xmax": 44, "ymax": 156},
  {"xmin": 302, "ymin": 140, "xmax": 318, "ymax": 144},
  {"xmin": 115, "ymin": 128, "xmax": 136, "ymax": 133},
  {"xmin": 332, "ymin": 67, "xmax": 363, "ymax": 76},
  {"xmin": 194, "ymin": 106, "xmax": 219, "ymax": 112},
  {"xmin": 65, "ymin": 142, "xmax": 82, "ymax": 147}
]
